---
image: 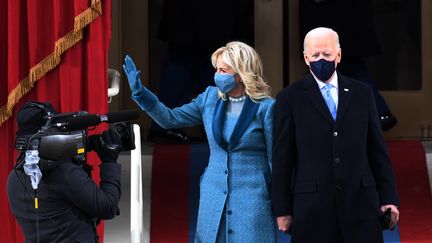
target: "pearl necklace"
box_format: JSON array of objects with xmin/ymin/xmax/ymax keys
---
[{"xmin": 228, "ymin": 95, "xmax": 246, "ymax": 103}]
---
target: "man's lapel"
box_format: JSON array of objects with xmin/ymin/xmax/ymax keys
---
[
  {"xmin": 304, "ymin": 74, "xmax": 334, "ymax": 124},
  {"xmin": 335, "ymin": 73, "xmax": 352, "ymax": 126}
]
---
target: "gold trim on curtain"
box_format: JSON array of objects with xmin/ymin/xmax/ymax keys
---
[{"xmin": 0, "ymin": 0, "xmax": 103, "ymax": 126}]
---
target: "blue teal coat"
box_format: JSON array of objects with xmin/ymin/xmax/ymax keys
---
[{"xmin": 131, "ymin": 86, "xmax": 276, "ymax": 243}]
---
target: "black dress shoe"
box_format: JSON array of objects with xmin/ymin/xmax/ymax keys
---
[{"xmin": 380, "ymin": 113, "xmax": 397, "ymax": 131}]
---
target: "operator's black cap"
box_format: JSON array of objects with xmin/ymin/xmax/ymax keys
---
[{"xmin": 16, "ymin": 101, "xmax": 56, "ymax": 136}]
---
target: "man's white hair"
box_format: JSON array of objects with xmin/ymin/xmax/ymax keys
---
[{"xmin": 303, "ymin": 27, "xmax": 340, "ymax": 53}]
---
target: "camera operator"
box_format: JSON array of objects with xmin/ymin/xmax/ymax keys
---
[{"xmin": 7, "ymin": 102, "xmax": 123, "ymax": 243}]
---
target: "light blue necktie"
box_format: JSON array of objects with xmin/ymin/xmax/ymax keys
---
[{"xmin": 322, "ymin": 83, "xmax": 337, "ymax": 120}]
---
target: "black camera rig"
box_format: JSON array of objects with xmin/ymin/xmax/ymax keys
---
[{"xmin": 15, "ymin": 101, "xmax": 139, "ymax": 161}]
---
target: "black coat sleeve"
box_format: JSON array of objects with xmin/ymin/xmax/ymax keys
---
[
  {"xmin": 61, "ymin": 162, "xmax": 122, "ymax": 220},
  {"xmin": 365, "ymin": 86, "xmax": 400, "ymax": 207},
  {"xmin": 271, "ymin": 88, "xmax": 297, "ymax": 216}
]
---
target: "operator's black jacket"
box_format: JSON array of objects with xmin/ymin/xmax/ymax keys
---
[{"xmin": 7, "ymin": 159, "xmax": 121, "ymax": 243}]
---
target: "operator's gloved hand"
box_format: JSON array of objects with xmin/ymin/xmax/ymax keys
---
[
  {"xmin": 122, "ymin": 55, "xmax": 144, "ymax": 94},
  {"xmin": 90, "ymin": 129, "xmax": 123, "ymax": 163}
]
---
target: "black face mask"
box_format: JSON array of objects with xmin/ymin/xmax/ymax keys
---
[{"xmin": 309, "ymin": 59, "xmax": 336, "ymax": 81}]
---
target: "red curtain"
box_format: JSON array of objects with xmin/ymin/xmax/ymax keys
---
[{"xmin": 0, "ymin": 0, "xmax": 112, "ymax": 242}]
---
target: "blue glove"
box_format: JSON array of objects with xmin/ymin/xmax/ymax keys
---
[{"xmin": 123, "ymin": 55, "xmax": 144, "ymax": 94}]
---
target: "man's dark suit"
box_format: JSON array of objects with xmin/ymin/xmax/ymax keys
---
[{"xmin": 272, "ymin": 72, "xmax": 400, "ymax": 243}]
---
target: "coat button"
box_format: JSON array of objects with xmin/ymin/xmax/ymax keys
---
[
  {"xmin": 334, "ymin": 158, "xmax": 340, "ymax": 163},
  {"xmin": 224, "ymin": 170, "xmax": 228, "ymax": 175},
  {"xmin": 227, "ymin": 210, "xmax": 232, "ymax": 215},
  {"xmin": 228, "ymin": 229, "xmax": 233, "ymax": 234},
  {"xmin": 223, "ymin": 190, "xmax": 227, "ymax": 195},
  {"xmin": 333, "ymin": 131, "xmax": 338, "ymax": 136},
  {"xmin": 336, "ymin": 184, "xmax": 342, "ymax": 190}
]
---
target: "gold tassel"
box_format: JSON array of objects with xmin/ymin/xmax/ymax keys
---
[
  {"xmin": 55, "ymin": 31, "xmax": 83, "ymax": 55},
  {"xmin": 92, "ymin": 1, "xmax": 102, "ymax": 15},
  {"xmin": 74, "ymin": 0, "xmax": 102, "ymax": 32},
  {"xmin": 0, "ymin": 77, "xmax": 33, "ymax": 124},
  {"xmin": 0, "ymin": 0, "xmax": 103, "ymax": 126}
]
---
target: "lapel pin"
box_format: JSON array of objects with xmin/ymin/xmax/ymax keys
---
[{"xmin": 344, "ymin": 88, "xmax": 349, "ymax": 92}]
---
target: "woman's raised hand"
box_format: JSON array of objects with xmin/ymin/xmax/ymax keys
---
[{"xmin": 122, "ymin": 55, "xmax": 144, "ymax": 93}]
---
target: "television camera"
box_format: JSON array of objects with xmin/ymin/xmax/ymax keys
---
[{"xmin": 15, "ymin": 101, "xmax": 140, "ymax": 162}]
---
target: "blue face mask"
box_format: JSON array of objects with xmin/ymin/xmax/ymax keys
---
[
  {"xmin": 309, "ymin": 59, "xmax": 336, "ymax": 81},
  {"xmin": 214, "ymin": 73, "xmax": 237, "ymax": 93}
]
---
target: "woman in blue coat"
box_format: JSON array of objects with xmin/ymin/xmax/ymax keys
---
[{"xmin": 123, "ymin": 41, "xmax": 276, "ymax": 242}]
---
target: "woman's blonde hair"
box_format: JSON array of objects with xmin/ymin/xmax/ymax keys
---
[{"xmin": 211, "ymin": 41, "xmax": 271, "ymax": 101}]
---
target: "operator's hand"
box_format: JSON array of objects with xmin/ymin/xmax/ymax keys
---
[
  {"xmin": 122, "ymin": 55, "xmax": 144, "ymax": 94},
  {"xmin": 90, "ymin": 129, "xmax": 123, "ymax": 163}
]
